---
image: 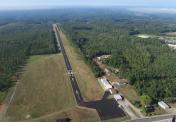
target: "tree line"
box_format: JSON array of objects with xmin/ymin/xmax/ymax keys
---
[
  {"xmin": 61, "ymin": 13, "xmax": 176, "ymax": 108},
  {"xmin": 0, "ymin": 22, "xmax": 57, "ymax": 100}
]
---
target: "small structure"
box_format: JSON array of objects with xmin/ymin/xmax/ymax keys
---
[
  {"xmin": 114, "ymin": 69, "xmax": 119, "ymax": 73},
  {"xmin": 137, "ymin": 34, "xmax": 150, "ymax": 39},
  {"xmin": 104, "ymin": 68, "xmax": 110, "ymax": 76},
  {"xmin": 113, "ymin": 94, "xmax": 123, "ymax": 101},
  {"xmin": 158, "ymin": 101, "xmax": 170, "ymax": 110},
  {"xmin": 99, "ymin": 78, "xmax": 112, "ymax": 90},
  {"xmin": 117, "ymin": 82, "xmax": 128, "ymax": 86},
  {"xmin": 108, "ymin": 88, "xmax": 117, "ymax": 94},
  {"xmin": 97, "ymin": 55, "xmax": 111, "ymax": 61},
  {"xmin": 168, "ymin": 44, "xmax": 176, "ymax": 49},
  {"xmin": 97, "ymin": 56, "xmax": 101, "ymax": 61},
  {"xmin": 97, "ymin": 56, "xmax": 102, "ymax": 60},
  {"xmin": 56, "ymin": 118, "xmax": 71, "ymax": 122},
  {"xmin": 117, "ymin": 79, "xmax": 128, "ymax": 86},
  {"xmin": 101, "ymin": 55, "xmax": 111, "ymax": 59}
]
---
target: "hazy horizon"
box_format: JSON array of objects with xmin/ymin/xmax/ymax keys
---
[{"xmin": 1, "ymin": 0, "xmax": 176, "ymax": 10}]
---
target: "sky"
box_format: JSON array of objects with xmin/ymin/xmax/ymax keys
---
[{"xmin": 0, "ymin": 0, "xmax": 176, "ymax": 10}]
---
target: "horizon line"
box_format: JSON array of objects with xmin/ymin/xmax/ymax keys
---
[{"xmin": 0, "ymin": 5, "xmax": 176, "ymax": 11}]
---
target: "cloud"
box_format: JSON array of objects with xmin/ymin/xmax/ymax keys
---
[{"xmin": 129, "ymin": 8, "xmax": 176, "ymax": 14}]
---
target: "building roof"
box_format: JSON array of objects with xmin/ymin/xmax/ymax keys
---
[
  {"xmin": 109, "ymin": 88, "xmax": 117, "ymax": 94},
  {"xmin": 100, "ymin": 78, "xmax": 112, "ymax": 90},
  {"xmin": 158, "ymin": 101, "xmax": 169, "ymax": 109},
  {"xmin": 113, "ymin": 94, "xmax": 123, "ymax": 100},
  {"xmin": 101, "ymin": 78, "xmax": 110, "ymax": 85},
  {"xmin": 56, "ymin": 118, "xmax": 71, "ymax": 122}
]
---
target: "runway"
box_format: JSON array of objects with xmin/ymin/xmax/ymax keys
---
[{"xmin": 53, "ymin": 24, "xmax": 125, "ymax": 120}]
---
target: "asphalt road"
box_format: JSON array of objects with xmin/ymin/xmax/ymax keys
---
[
  {"xmin": 85, "ymin": 98, "xmax": 125, "ymax": 120},
  {"xmin": 129, "ymin": 114, "xmax": 175, "ymax": 122},
  {"xmin": 53, "ymin": 24, "xmax": 83, "ymax": 104},
  {"xmin": 53, "ymin": 24, "xmax": 125, "ymax": 120}
]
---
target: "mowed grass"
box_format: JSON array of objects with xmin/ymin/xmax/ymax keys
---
[
  {"xmin": 6, "ymin": 54, "xmax": 75, "ymax": 121},
  {"xmin": 22, "ymin": 107, "xmax": 100, "ymax": 122},
  {"xmin": 58, "ymin": 29, "xmax": 103, "ymax": 101},
  {"xmin": 118, "ymin": 85, "xmax": 140, "ymax": 104}
]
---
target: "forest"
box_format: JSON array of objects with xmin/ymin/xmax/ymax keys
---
[
  {"xmin": 60, "ymin": 9, "xmax": 176, "ymax": 107},
  {"xmin": 0, "ymin": 22, "xmax": 57, "ymax": 101},
  {"xmin": 0, "ymin": 8, "xmax": 176, "ymax": 107}
]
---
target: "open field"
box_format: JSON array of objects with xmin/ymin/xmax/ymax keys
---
[
  {"xmin": 118, "ymin": 85, "xmax": 140, "ymax": 104},
  {"xmin": 58, "ymin": 29, "xmax": 103, "ymax": 101},
  {"xmin": 6, "ymin": 54, "xmax": 75, "ymax": 121},
  {"xmin": 19, "ymin": 107, "xmax": 100, "ymax": 122}
]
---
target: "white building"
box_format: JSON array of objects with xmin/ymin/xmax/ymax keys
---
[
  {"xmin": 117, "ymin": 82, "xmax": 128, "ymax": 86},
  {"xmin": 137, "ymin": 34, "xmax": 150, "ymax": 39},
  {"xmin": 99, "ymin": 78, "xmax": 112, "ymax": 90},
  {"xmin": 113, "ymin": 94, "xmax": 123, "ymax": 101},
  {"xmin": 158, "ymin": 101, "xmax": 169, "ymax": 110},
  {"xmin": 168, "ymin": 44, "xmax": 176, "ymax": 49},
  {"xmin": 108, "ymin": 88, "xmax": 117, "ymax": 94},
  {"xmin": 104, "ymin": 68, "xmax": 110, "ymax": 76},
  {"xmin": 97, "ymin": 55, "xmax": 111, "ymax": 60},
  {"xmin": 97, "ymin": 56, "xmax": 101, "ymax": 60},
  {"xmin": 101, "ymin": 55, "xmax": 111, "ymax": 59}
]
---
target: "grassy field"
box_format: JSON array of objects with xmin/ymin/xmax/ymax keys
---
[
  {"xmin": 4, "ymin": 28, "xmax": 126, "ymax": 122},
  {"xmin": 118, "ymin": 85, "xmax": 140, "ymax": 104},
  {"xmin": 58, "ymin": 29, "xmax": 103, "ymax": 101},
  {"xmin": 21, "ymin": 107, "xmax": 100, "ymax": 122},
  {"xmin": 6, "ymin": 54, "xmax": 75, "ymax": 121},
  {"xmin": 5, "ymin": 53, "xmax": 102, "ymax": 122}
]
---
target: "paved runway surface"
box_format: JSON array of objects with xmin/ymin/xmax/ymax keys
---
[
  {"xmin": 53, "ymin": 24, "xmax": 83, "ymax": 104},
  {"xmin": 84, "ymin": 99, "xmax": 125, "ymax": 120},
  {"xmin": 53, "ymin": 24, "xmax": 125, "ymax": 120}
]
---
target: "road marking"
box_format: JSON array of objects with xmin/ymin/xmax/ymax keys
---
[
  {"xmin": 76, "ymin": 90, "xmax": 78, "ymax": 94},
  {"xmin": 76, "ymin": 90, "xmax": 81, "ymax": 101}
]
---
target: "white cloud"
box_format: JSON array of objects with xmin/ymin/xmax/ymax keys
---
[{"xmin": 129, "ymin": 8, "xmax": 176, "ymax": 14}]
